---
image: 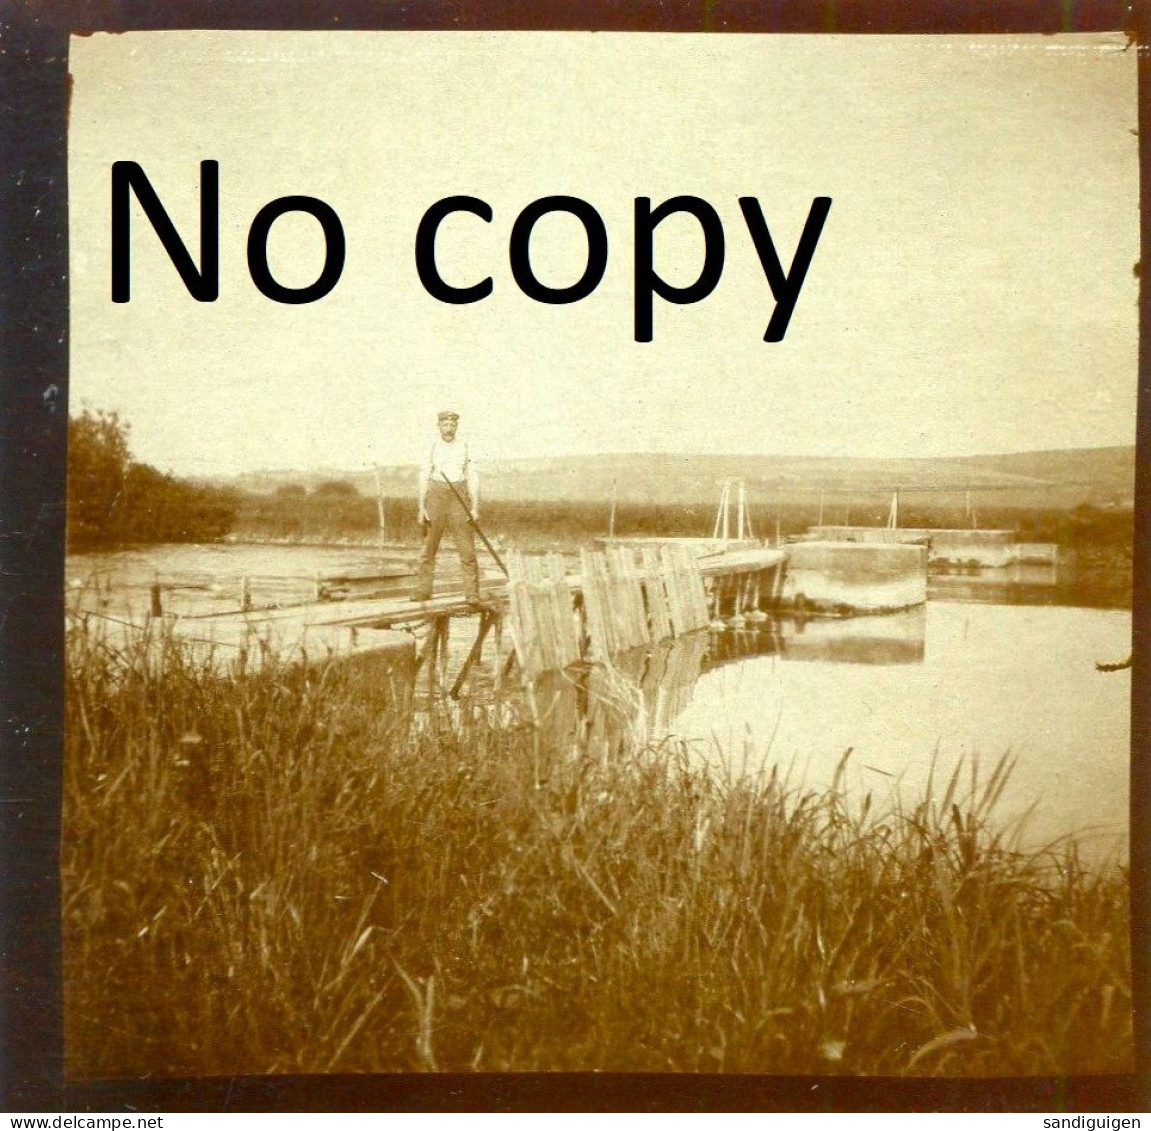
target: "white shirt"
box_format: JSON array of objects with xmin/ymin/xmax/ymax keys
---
[{"xmin": 428, "ymin": 438, "xmax": 472, "ymax": 483}]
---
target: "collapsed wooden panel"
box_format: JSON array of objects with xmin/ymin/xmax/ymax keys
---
[
  {"xmin": 509, "ymin": 545, "xmax": 711, "ymax": 677},
  {"xmin": 507, "ymin": 550, "xmax": 580, "ymax": 680}
]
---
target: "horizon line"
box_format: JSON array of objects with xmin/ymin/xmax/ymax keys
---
[{"xmin": 199, "ymin": 441, "xmax": 1136, "ymax": 478}]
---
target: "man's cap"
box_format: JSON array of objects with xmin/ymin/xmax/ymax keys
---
[{"xmin": 437, "ymin": 410, "xmax": 459, "ymax": 422}]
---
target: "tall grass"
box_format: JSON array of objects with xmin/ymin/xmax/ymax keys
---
[{"xmin": 63, "ymin": 623, "xmax": 1132, "ymax": 1078}]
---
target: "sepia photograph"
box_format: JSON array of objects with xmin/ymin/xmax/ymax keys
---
[{"xmin": 54, "ymin": 26, "xmax": 1138, "ymax": 1089}]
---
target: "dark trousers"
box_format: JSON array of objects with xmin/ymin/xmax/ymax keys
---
[{"xmin": 415, "ymin": 480, "xmax": 479, "ymax": 602}]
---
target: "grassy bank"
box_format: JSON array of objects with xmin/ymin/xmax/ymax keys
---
[
  {"xmin": 233, "ymin": 493, "xmax": 717, "ymax": 548},
  {"xmin": 234, "ymin": 491, "xmax": 1135, "ymax": 552},
  {"xmin": 63, "ymin": 625, "xmax": 1132, "ymax": 1078}
]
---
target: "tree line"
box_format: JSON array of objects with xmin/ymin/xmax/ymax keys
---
[{"xmin": 68, "ymin": 409, "xmax": 239, "ymax": 550}]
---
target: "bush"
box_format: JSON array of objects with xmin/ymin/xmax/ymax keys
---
[
  {"xmin": 314, "ymin": 480, "xmax": 361, "ymax": 498},
  {"xmin": 67, "ymin": 409, "xmax": 238, "ymax": 549}
]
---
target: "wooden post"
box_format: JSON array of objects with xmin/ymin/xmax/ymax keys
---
[
  {"xmin": 150, "ymin": 578, "xmax": 163, "ymax": 617},
  {"xmin": 499, "ymin": 648, "xmax": 517, "ymax": 685},
  {"xmin": 608, "ymin": 477, "xmax": 618, "ymax": 539},
  {"xmin": 690, "ymin": 546, "xmax": 709, "ymax": 629},
  {"xmin": 439, "ymin": 612, "xmax": 451, "ymax": 687},
  {"xmin": 241, "ymin": 575, "xmax": 252, "ymax": 612},
  {"xmin": 374, "ymin": 466, "xmax": 386, "ymax": 550},
  {"xmin": 451, "ymin": 610, "xmax": 494, "ymax": 699},
  {"xmin": 426, "ymin": 616, "xmax": 444, "ymax": 703}
]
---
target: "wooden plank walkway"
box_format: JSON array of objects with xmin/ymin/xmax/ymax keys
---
[
  {"xmin": 80, "ymin": 544, "xmax": 788, "ymax": 692},
  {"xmin": 173, "ymin": 546, "xmax": 785, "ymax": 634},
  {"xmin": 70, "ymin": 543, "xmax": 791, "ymax": 708},
  {"xmin": 696, "ymin": 546, "xmax": 787, "ymax": 577}
]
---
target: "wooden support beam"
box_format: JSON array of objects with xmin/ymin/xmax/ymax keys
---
[
  {"xmin": 439, "ymin": 613, "xmax": 451, "ymax": 687},
  {"xmin": 501, "ymin": 648, "xmax": 517, "ymax": 681},
  {"xmin": 451, "ymin": 611, "xmax": 495, "ymax": 700},
  {"xmin": 425, "ymin": 616, "xmax": 444, "ymax": 703}
]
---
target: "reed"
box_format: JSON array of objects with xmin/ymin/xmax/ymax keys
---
[{"xmin": 63, "ymin": 622, "xmax": 1132, "ymax": 1078}]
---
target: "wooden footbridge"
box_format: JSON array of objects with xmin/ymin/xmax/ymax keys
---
[
  {"xmin": 96, "ymin": 542, "xmax": 788, "ymax": 703},
  {"xmin": 73, "ymin": 471, "xmax": 946, "ymax": 707}
]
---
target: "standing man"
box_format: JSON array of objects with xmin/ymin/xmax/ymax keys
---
[{"xmin": 414, "ymin": 410, "xmax": 484, "ymax": 607}]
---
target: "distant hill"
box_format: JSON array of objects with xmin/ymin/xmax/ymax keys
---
[
  {"xmin": 220, "ymin": 446, "xmax": 1135, "ymax": 510},
  {"xmin": 950, "ymin": 446, "xmax": 1135, "ymax": 489}
]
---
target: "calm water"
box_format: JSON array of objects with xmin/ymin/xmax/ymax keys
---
[
  {"xmin": 672, "ymin": 602, "xmax": 1131, "ymax": 863},
  {"xmin": 67, "ymin": 543, "xmax": 1133, "ymax": 863}
]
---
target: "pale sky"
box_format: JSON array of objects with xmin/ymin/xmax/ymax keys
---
[{"xmin": 68, "ymin": 32, "xmax": 1139, "ymax": 476}]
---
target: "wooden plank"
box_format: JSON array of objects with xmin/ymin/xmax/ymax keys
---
[
  {"xmin": 676, "ymin": 544, "xmax": 696, "ymax": 631},
  {"xmin": 605, "ymin": 551, "xmax": 620, "ymax": 654},
  {"xmin": 598, "ymin": 550, "xmax": 614, "ymax": 651},
  {"xmin": 542, "ymin": 558, "xmax": 560, "ymax": 668},
  {"xmin": 578, "ymin": 549, "xmax": 597, "ymax": 660},
  {"xmin": 549, "ymin": 553, "xmax": 580, "ymax": 666},
  {"xmin": 595, "ymin": 552, "xmax": 615, "ymax": 657},
  {"xmin": 648, "ymin": 547, "xmax": 673, "ymax": 642},
  {"xmin": 525, "ymin": 555, "xmax": 547, "ymax": 678},
  {"xmin": 531, "ymin": 555, "xmax": 557, "ymax": 673},
  {"xmin": 674, "ymin": 544, "xmax": 694, "ymax": 635},
  {"xmin": 522, "ymin": 554, "xmax": 541, "ymax": 672},
  {"xmin": 505, "ymin": 550, "xmax": 538, "ymax": 680},
  {"xmin": 639, "ymin": 548, "xmax": 657, "ymax": 641},
  {"xmin": 579, "ymin": 548, "xmax": 606, "ymax": 662},
  {"xmin": 613, "ymin": 546, "xmax": 643, "ymax": 648},
  {"xmin": 659, "ymin": 545, "xmax": 680, "ymax": 636},
  {"xmin": 628, "ymin": 546, "xmax": 650, "ymax": 647},
  {"xmin": 605, "ymin": 548, "xmax": 626, "ymax": 648},
  {"xmin": 697, "ymin": 547, "xmax": 787, "ymax": 578},
  {"xmin": 687, "ymin": 546, "xmax": 710, "ymax": 630},
  {"xmin": 672, "ymin": 543, "xmax": 690, "ymax": 630}
]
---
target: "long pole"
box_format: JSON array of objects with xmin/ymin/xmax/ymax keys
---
[{"xmin": 439, "ymin": 473, "xmax": 509, "ymax": 577}]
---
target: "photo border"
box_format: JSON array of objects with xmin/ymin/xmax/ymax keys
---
[{"xmin": 1, "ymin": 0, "xmax": 1147, "ymax": 1112}]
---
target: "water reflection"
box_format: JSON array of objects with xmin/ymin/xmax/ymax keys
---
[
  {"xmin": 524, "ymin": 610, "xmax": 928, "ymax": 755},
  {"xmin": 930, "ymin": 561, "xmax": 1060, "ymax": 606},
  {"xmin": 524, "ymin": 632, "xmax": 712, "ymax": 750},
  {"xmin": 706, "ymin": 607, "xmax": 927, "ymax": 669},
  {"xmin": 522, "ymin": 602, "xmax": 1129, "ymax": 865},
  {"xmin": 678, "ymin": 603, "xmax": 1131, "ymax": 864}
]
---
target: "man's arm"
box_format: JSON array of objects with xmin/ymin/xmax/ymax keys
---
[{"xmin": 417, "ymin": 447, "xmax": 432, "ymax": 523}]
